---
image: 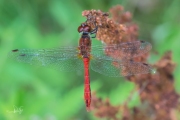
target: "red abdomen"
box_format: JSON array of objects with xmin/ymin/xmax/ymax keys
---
[{"xmin": 83, "ymin": 58, "xmax": 91, "ymax": 111}]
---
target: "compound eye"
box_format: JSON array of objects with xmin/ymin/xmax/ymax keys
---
[
  {"xmin": 77, "ymin": 24, "xmax": 91, "ymax": 33},
  {"xmin": 78, "ymin": 25, "xmax": 83, "ymax": 33},
  {"xmin": 83, "ymin": 25, "xmax": 91, "ymax": 32}
]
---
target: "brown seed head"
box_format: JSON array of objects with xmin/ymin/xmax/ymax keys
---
[{"xmin": 82, "ymin": 5, "xmax": 139, "ymax": 45}]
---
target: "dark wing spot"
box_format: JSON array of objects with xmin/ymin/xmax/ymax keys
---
[
  {"xmin": 12, "ymin": 49, "xmax": 19, "ymax": 52},
  {"xmin": 142, "ymin": 63, "xmax": 148, "ymax": 66},
  {"xmin": 103, "ymin": 13, "xmax": 109, "ymax": 16},
  {"xmin": 20, "ymin": 54, "xmax": 26, "ymax": 56},
  {"xmin": 140, "ymin": 41, "xmax": 145, "ymax": 43}
]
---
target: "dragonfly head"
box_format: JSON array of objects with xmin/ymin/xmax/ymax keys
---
[{"xmin": 78, "ymin": 23, "xmax": 91, "ymax": 33}]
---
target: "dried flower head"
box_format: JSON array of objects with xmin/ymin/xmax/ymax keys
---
[
  {"xmin": 128, "ymin": 51, "xmax": 178, "ymax": 120},
  {"xmin": 82, "ymin": 5, "xmax": 139, "ymax": 45},
  {"xmin": 91, "ymin": 92, "xmax": 121, "ymax": 120}
]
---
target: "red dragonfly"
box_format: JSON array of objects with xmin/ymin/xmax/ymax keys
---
[{"xmin": 10, "ymin": 22, "xmax": 154, "ymax": 111}]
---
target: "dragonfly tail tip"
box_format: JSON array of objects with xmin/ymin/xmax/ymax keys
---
[{"xmin": 86, "ymin": 107, "xmax": 91, "ymax": 112}]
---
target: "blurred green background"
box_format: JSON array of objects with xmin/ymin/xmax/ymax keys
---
[{"xmin": 0, "ymin": 0, "xmax": 180, "ymax": 120}]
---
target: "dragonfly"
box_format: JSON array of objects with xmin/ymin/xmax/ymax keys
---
[{"xmin": 9, "ymin": 22, "xmax": 154, "ymax": 111}]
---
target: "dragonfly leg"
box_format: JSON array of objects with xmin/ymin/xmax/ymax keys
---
[{"xmin": 90, "ymin": 22, "xmax": 98, "ymax": 38}]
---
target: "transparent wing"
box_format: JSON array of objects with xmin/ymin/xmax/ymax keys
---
[
  {"xmin": 91, "ymin": 41, "xmax": 152, "ymax": 60},
  {"xmin": 9, "ymin": 47, "xmax": 84, "ymax": 71},
  {"xmin": 90, "ymin": 57, "xmax": 155, "ymax": 77}
]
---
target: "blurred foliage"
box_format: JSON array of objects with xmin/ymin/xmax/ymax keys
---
[{"xmin": 0, "ymin": 0, "xmax": 180, "ymax": 120}]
